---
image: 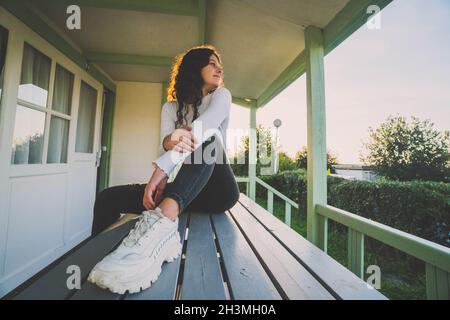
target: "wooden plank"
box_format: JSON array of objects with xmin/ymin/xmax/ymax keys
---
[
  {"xmin": 70, "ymin": 281, "xmax": 122, "ymax": 300},
  {"xmin": 13, "ymin": 220, "xmax": 136, "ymax": 300},
  {"xmin": 229, "ymin": 201, "xmax": 334, "ymax": 300},
  {"xmin": 239, "ymin": 194, "xmax": 387, "ymax": 300},
  {"xmin": 180, "ymin": 212, "xmax": 226, "ymax": 300},
  {"xmin": 72, "ymin": 213, "xmax": 188, "ymax": 300},
  {"xmin": 211, "ymin": 212, "xmax": 281, "ymax": 300},
  {"xmin": 125, "ymin": 213, "xmax": 187, "ymax": 300}
]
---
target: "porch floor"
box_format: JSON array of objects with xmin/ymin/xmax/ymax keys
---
[{"xmin": 9, "ymin": 194, "xmax": 386, "ymax": 300}]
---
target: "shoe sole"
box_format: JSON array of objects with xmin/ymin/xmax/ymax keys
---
[{"xmin": 88, "ymin": 231, "xmax": 182, "ymax": 295}]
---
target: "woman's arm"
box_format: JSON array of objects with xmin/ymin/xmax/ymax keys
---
[
  {"xmin": 152, "ymin": 87, "xmax": 232, "ymax": 176},
  {"xmin": 163, "ymin": 125, "xmax": 197, "ymax": 153},
  {"xmin": 159, "ymin": 102, "xmax": 176, "ymax": 156}
]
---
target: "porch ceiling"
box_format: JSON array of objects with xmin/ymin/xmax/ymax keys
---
[{"xmin": 26, "ymin": 0, "xmax": 351, "ymax": 103}]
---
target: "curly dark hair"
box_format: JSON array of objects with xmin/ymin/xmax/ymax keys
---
[{"xmin": 166, "ymin": 44, "xmax": 224, "ymax": 128}]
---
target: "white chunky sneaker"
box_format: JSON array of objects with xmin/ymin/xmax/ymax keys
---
[{"xmin": 88, "ymin": 207, "xmax": 182, "ymax": 294}]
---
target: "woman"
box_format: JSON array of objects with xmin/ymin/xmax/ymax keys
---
[{"xmin": 88, "ymin": 45, "xmax": 240, "ymax": 294}]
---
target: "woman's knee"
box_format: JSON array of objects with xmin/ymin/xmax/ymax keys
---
[
  {"xmin": 215, "ymin": 184, "xmax": 240, "ymax": 212},
  {"xmin": 229, "ymin": 183, "xmax": 241, "ymax": 208}
]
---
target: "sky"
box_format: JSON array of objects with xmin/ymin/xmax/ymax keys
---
[{"xmin": 226, "ymin": 0, "xmax": 450, "ymax": 165}]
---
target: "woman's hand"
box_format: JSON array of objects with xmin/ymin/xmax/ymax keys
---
[
  {"xmin": 164, "ymin": 125, "xmax": 197, "ymax": 153},
  {"xmin": 154, "ymin": 176, "xmax": 168, "ymax": 206},
  {"xmin": 143, "ymin": 166, "xmax": 168, "ymax": 210}
]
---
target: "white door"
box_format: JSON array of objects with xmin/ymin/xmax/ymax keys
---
[
  {"xmin": 65, "ymin": 79, "xmax": 103, "ymax": 240},
  {"xmin": 0, "ymin": 10, "xmax": 104, "ymax": 297}
]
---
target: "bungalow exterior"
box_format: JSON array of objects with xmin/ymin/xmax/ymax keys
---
[{"xmin": 0, "ymin": 0, "xmax": 448, "ymax": 299}]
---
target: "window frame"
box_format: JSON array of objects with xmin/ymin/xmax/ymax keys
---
[
  {"xmin": 13, "ymin": 42, "xmax": 76, "ymax": 165},
  {"xmin": 0, "ymin": 19, "xmax": 104, "ymax": 177}
]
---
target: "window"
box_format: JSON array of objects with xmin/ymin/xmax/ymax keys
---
[
  {"xmin": 18, "ymin": 43, "xmax": 51, "ymax": 107},
  {"xmin": 12, "ymin": 43, "xmax": 76, "ymax": 164},
  {"xmin": 75, "ymin": 81, "xmax": 97, "ymax": 153},
  {"xmin": 47, "ymin": 64, "xmax": 73, "ymax": 163},
  {"xmin": 11, "ymin": 105, "xmax": 46, "ymax": 164},
  {"xmin": 12, "ymin": 43, "xmax": 51, "ymax": 164},
  {"xmin": 52, "ymin": 64, "xmax": 73, "ymax": 115}
]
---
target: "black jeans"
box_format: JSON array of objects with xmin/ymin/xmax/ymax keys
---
[{"xmin": 91, "ymin": 135, "xmax": 240, "ymax": 236}]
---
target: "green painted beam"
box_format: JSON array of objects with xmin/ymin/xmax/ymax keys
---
[
  {"xmin": 1, "ymin": 0, "xmax": 116, "ymax": 92},
  {"xmin": 257, "ymin": 51, "xmax": 305, "ymax": 108},
  {"xmin": 85, "ymin": 52, "xmax": 173, "ymax": 67},
  {"xmin": 56, "ymin": 0, "xmax": 199, "ymax": 16},
  {"xmin": 256, "ymin": 0, "xmax": 393, "ymax": 108},
  {"xmin": 323, "ymin": 0, "xmax": 393, "ymax": 55},
  {"xmin": 305, "ymin": 26, "xmax": 328, "ymax": 251},
  {"xmin": 232, "ymin": 96, "xmax": 256, "ymax": 109},
  {"xmin": 198, "ymin": 0, "xmax": 206, "ymax": 44}
]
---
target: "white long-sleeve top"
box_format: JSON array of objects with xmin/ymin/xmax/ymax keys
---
[{"xmin": 153, "ymin": 86, "xmax": 232, "ymax": 177}]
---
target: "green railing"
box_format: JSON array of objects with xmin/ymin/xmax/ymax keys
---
[
  {"xmin": 235, "ymin": 176, "xmax": 298, "ymax": 227},
  {"xmin": 235, "ymin": 175, "xmax": 450, "ymax": 300},
  {"xmin": 315, "ymin": 204, "xmax": 450, "ymax": 300}
]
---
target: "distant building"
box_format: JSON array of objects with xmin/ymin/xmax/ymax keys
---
[{"xmin": 331, "ymin": 164, "xmax": 377, "ymax": 181}]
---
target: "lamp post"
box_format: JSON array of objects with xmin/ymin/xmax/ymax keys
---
[{"xmin": 273, "ymin": 119, "xmax": 282, "ymax": 174}]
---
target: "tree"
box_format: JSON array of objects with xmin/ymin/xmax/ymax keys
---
[
  {"xmin": 294, "ymin": 146, "xmax": 339, "ymax": 173},
  {"xmin": 278, "ymin": 151, "xmax": 297, "ymax": 172},
  {"xmin": 359, "ymin": 115, "xmax": 450, "ymax": 182},
  {"xmin": 229, "ymin": 124, "xmax": 275, "ymax": 176}
]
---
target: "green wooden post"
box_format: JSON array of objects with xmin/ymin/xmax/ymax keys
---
[
  {"xmin": 348, "ymin": 228, "xmax": 365, "ymax": 279},
  {"xmin": 267, "ymin": 190, "xmax": 273, "ymax": 214},
  {"xmin": 426, "ymin": 263, "xmax": 450, "ymax": 300},
  {"xmin": 285, "ymin": 202, "xmax": 291, "ymax": 227},
  {"xmin": 248, "ymin": 106, "xmax": 257, "ymax": 200},
  {"xmin": 97, "ymin": 90, "xmax": 116, "ymax": 193},
  {"xmin": 305, "ymin": 26, "xmax": 328, "ymax": 252}
]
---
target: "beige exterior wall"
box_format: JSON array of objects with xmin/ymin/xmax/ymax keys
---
[{"xmin": 109, "ymin": 81, "xmax": 162, "ymax": 186}]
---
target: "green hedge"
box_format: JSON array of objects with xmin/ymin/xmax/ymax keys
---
[{"xmin": 256, "ymin": 170, "xmax": 450, "ymax": 247}]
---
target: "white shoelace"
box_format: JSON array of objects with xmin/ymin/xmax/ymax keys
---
[{"xmin": 123, "ymin": 210, "xmax": 162, "ymax": 247}]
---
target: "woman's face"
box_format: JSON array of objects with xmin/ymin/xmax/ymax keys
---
[{"xmin": 201, "ymin": 54, "xmax": 223, "ymax": 90}]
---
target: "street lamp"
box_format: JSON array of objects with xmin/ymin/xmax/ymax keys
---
[{"xmin": 273, "ymin": 119, "xmax": 282, "ymax": 174}]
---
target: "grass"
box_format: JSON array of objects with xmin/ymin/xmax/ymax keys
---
[{"xmin": 253, "ymin": 194, "xmax": 427, "ymax": 300}]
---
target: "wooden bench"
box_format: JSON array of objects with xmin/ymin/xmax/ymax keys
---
[{"xmin": 6, "ymin": 193, "xmax": 387, "ymax": 300}]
